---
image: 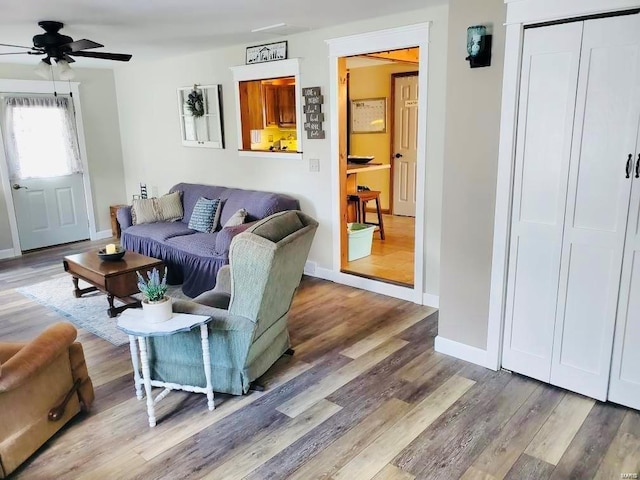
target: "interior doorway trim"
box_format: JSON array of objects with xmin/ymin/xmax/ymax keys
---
[
  {"xmin": 0, "ymin": 79, "xmax": 98, "ymax": 257},
  {"xmin": 326, "ymin": 23, "xmax": 430, "ymax": 305}
]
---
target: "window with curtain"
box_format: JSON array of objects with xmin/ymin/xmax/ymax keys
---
[{"xmin": 2, "ymin": 95, "xmax": 83, "ymax": 180}]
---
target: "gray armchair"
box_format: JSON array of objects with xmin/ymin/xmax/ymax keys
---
[{"xmin": 147, "ymin": 210, "xmax": 318, "ymax": 395}]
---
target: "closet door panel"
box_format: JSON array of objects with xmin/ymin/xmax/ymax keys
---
[
  {"xmin": 551, "ymin": 14, "xmax": 640, "ymax": 400},
  {"xmin": 501, "ymin": 23, "xmax": 583, "ymax": 381},
  {"xmin": 557, "ymin": 244, "xmax": 616, "ymax": 374},
  {"xmin": 609, "ymin": 173, "xmax": 640, "ymax": 409}
]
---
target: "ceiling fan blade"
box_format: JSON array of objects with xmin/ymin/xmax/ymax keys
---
[
  {"xmin": 70, "ymin": 50, "xmax": 132, "ymax": 62},
  {"xmin": 62, "ymin": 54, "xmax": 75, "ymax": 63},
  {"xmin": 0, "ymin": 43, "xmax": 34, "ymax": 49},
  {"xmin": 0, "ymin": 52, "xmax": 32, "ymax": 55},
  {"xmin": 63, "ymin": 39, "xmax": 103, "ymax": 52}
]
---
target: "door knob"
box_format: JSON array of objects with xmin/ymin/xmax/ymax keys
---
[
  {"xmin": 395, "ymin": 153, "xmax": 403, "ymax": 158},
  {"xmin": 12, "ymin": 183, "xmax": 27, "ymax": 190}
]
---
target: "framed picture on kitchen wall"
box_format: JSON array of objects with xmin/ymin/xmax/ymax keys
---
[{"xmin": 351, "ymin": 97, "xmax": 387, "ymax": 134}]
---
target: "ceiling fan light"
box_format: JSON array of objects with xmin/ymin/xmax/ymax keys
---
[
  {"xmin": 34, "ymin": 59, "xmax": 50, "ymax": 79},
  {"xmin": 56, "ymin": 59, "xmax": 75, "ymax": 80}
]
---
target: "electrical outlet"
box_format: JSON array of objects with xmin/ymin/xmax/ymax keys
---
[{"xmin": 309, "ymin": 158, "xmax": 320, "ymax": 172}]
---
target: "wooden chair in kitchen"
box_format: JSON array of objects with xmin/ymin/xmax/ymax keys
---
[{"xmin": 347, "ymin": 190, "xmax": 385, "ymax": 240}]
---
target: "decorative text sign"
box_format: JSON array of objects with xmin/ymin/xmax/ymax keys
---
[{"xmin": 303, "ymin": 86, "xmax": 325, "ymax": 140}]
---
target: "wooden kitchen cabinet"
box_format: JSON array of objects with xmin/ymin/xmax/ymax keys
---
[
  {"xmin": 241, "ymin": 80, "xmax": 265, "ymax": 131},
  {"xmin": 277, "ymin": 85, "xmax": 296, "ymax": 127},
  {"xmin": 262, "ymin": 83, "xmax": 296, "ymax": 128},
  {"xmin": 262, "ymin": 84, "xmax": 279, "ymax": 127}
]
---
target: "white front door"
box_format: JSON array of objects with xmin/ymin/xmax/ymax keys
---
[
  {"xmin": 2, "ymin": 94, "xmax": 90, "ymax": 251},
  {"xmin": 11, "ymin": 174, "xmax": 89, "ymax": 250},
  {"xmin": 392, "ymin": 73, "xmax": 418, "ymax": 217}
]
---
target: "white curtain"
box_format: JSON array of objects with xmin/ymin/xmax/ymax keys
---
[{"xmin": 3, "ymin": 95, "xmax": 83, "ymax": 180}]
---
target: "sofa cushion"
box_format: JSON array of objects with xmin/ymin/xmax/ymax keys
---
[
  {"xmin": 132, "ymin": 192, "xmax": 183, "ymax": 225},
  {"xmin": 250, "ymin": 211, "xmax": 304, "ymax": 243},
  {"xmin": 125, "ymin": 222, "xmax": 195, "ymax": 242},
  {"xmin": 223, "ymin": 208, "xmax": 247, "ymax": 228},
  {"xmin": 165, "ymin": 232, "xmax": 219, "ymax": 257},
  {"xmin": 188, "ymin": 197, "xmax": 222, "ymax": 233}
]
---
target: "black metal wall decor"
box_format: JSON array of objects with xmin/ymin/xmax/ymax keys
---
[{"xmin": 465, "ymin": 25, "xmax": 492, "ymax": 68}]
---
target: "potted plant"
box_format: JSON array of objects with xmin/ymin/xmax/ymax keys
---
[{"xmin": 136, "ymin": 267, "xmax": 172, "ymax": 323}]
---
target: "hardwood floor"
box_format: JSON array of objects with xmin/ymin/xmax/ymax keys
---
[
  {"xmin": 344, "ymin": 214, "xmax": 415, "ymax": 286},
  {"xmin": 1, "ymin": 239, "xmax": 639, "ymax": 479}
]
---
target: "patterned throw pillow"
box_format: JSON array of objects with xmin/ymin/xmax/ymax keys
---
[
  {"xmin": 131, "ymin": 191, "xmax": 183, "ymax": 225},
  {"xmin": 223, "ymin": 208, "xmax": 248, "ymax": 228},
  {"xmin": 188, "ymin": 197, "xmax": 222, "ymax": 233}
]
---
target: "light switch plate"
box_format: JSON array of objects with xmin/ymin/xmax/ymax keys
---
[{"xmin": 309, "ymin": 158, "xmax": 320, "ymax": 172}]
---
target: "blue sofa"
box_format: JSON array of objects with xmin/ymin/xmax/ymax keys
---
[{"xmin": 117, "ymin": 183, "xmax": 299, "ymax": 297}]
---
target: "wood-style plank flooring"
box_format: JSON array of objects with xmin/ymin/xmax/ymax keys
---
[
  {"xmin": 1, "ymin": 239, "xmax": 639, "ymax": 479},
  {"xmin": 344, "ymin": 214, "xmax": 415, "ymax": 286}
]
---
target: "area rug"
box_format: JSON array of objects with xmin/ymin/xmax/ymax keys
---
[{"xmin": 16, "ymin": 276, "xmax": 190, "ymax": 347}]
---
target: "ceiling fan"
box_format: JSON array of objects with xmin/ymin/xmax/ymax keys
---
[{"xmin": 0, "ymin": 21, "xmax": 132, "ymax": 78}]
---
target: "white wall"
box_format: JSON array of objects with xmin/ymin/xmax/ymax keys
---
[
  {"xmin": 0, "ymin": 65, "xmax": 127, "ymax": 250},
  {"xmin": 114, "ymin": 5, "xmax": 448, "ymax": 297},
  {"xmin": 439, "ymin": 0, "xmax": 506, "ymax": 349}
]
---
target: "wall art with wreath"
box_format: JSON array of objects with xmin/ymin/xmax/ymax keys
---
[{"xmin": 185, "ymin": 85, "xmax": 205, "ymax": 117}]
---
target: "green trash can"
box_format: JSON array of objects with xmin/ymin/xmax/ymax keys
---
[{"xmin": 347, "ymin": 223, "xmax": 376, "ymax": 261}]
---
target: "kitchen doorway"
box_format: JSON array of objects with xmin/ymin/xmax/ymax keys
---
[{"xmin": 341, "ymin": 49, "xmax": 419, "ymax": 287}]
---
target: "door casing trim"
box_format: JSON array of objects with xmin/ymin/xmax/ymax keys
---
[{"xmin": 326, "ymin": 23, "xmax": 430, "ymax": 304}]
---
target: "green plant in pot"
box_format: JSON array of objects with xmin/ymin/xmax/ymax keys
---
[{"xmin": 136, "ymin": 267, "xmax": 172, "ymax": 323}]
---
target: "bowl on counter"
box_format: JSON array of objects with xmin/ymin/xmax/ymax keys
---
[{"xmin": 347, "ymin": 155, "xmax": 375, "ymax": 164}]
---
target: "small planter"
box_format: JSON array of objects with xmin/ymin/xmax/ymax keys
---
[{"xmin": 142, "ymin": 297, "xmax": 173, "ymax": 323}]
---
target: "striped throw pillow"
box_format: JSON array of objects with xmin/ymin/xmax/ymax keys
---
[
  {"xmin": 131, "ymin": 191, "xmax": 183, "ymax": 225},
  {"xmin": 188, "ymin": 197, "xmax": 222, "ymax": 233}
]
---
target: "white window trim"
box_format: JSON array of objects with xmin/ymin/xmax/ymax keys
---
[
  {"xmin": 0, "ymin": 79, "xmax": 98, "ymax": 256},
  {"xmin": 230, "ymin": 58, "xmax": 303, "ymax": 159},
  {"xmin": 486, "ymin": 0, "xmax": 640, "ymax": 371},
  {"xmin": 325, "ymin": 23, "xmax": 430, "ymax": 306}
]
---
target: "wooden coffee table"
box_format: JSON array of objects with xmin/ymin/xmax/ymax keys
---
[{"xmin": 63, "ymin": 251, "xmax": 164, "ymax": 318}]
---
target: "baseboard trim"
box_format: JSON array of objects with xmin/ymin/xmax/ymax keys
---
[
  {"xmin": 434, "ymin": 335, "xmax": 496, "ymax": 370},
  {"xmin": 91, "ymin": 229, "xmax": 114, "ymax": 241},
  {"xmin": 307, "ymin": 266, "xmax": 419, "ymax": 303},
  {"xmin": 0, "ymin": 248, "xmax": 17, "ymax": 260},
  {"xmin": 422, "ymin": 293, "xmax": 439, "ymax": 308}
]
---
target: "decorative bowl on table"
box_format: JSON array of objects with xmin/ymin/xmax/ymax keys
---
[
  {"xmin": 97, "ymin": 246, "xmax": 126, "ymax": 261},
  {"xmin": 347, "ymin": 155, "xmax": 375, "ymax": 164}
]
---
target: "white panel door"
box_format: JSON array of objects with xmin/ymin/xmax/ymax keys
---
[
  {"xmin": 609, "ymin": 142, "xmax": 640, "ymax": 410},
  {"xmin": 11, "ymin": 173, "xmax": 89, "ymax": 250},
  {"xmin": 550, "ymin": 14, "xmax": 640, "ymax": 400},
  {"xmin": 392, "ymin": 74, "xmax": 418, "ymax": 217},
  {"xmin": 501, "ymin": 23, "xmax": 583, "ymax": 382}
]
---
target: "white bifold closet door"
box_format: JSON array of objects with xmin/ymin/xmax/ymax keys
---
[
  {"xmin": 503, "ymin": 13, "xmax": 640, "ymax": 402},
  {"xmin": 551, "ymin": 14, "xmax": 640, "ymax": 400},
  {"xmin": 501, "ymin": 22, "xmax": 583, "ymax": 383},
  {"xmin": 609, "ymin": 139, "xmax": 640, "ymax": 410}
]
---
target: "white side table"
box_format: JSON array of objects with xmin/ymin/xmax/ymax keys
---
[{"xmin": 117, "ymin": 309, "xmax": 214, "ymax": 427}]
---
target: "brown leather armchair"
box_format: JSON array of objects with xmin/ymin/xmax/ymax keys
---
[{"xmin": 0, "ymin": 323, "xmax": 94, "ymax": 478}]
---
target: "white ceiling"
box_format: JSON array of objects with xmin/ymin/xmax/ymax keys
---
[{"xmin": 0, "ymin": 0, "xmax": 445, "ymax": 67}]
